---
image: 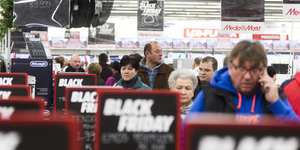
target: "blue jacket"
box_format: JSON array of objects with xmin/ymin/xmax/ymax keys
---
[
  {"xmin": 116, "ymin": 76, "xmax": 151, "ymax": 90},
  {"xmin": 187, "ymin": 66, "xmax": 300, "ymax": 123}
]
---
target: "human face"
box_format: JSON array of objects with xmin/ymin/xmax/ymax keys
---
[
  {"xmin": 121, "ymin": 64, "xmax": 138, "ymax": 81},
  {"xmin": 70, "ymin": 56, "xmax": 81, "ymax": 71},
  {"xmin": 146, "ymin": 43, "xmax": 163, "ymax": 65},
  {"xmin": 171, "ymin": 77, "xmax": 194, "ymax": 107},
  {"xmin": 228, "ymin": 57, "xmax": 264, "ymax": 95},
  {"xmin": 198, "ymin": 61, "xmax": 215, "ymax": 84}
]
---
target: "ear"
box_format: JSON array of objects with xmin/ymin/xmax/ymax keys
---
[
  {"xmin": 145, "ymin": 51, "xmax": 150, "ymax": 57},
  {"xmin": 228, "ymin": 63, "xmax": 232, "ymax": 76}
]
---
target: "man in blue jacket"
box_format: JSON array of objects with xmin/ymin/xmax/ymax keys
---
[{"xmin": 186, "ymin": 41, "xmax": 299, "ymax": 123}]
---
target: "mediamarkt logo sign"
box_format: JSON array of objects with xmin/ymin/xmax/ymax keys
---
[
  {"xmin": 223, "ymin": 25, "xmax": 261, "ymax": 31},
  {"xmin": 286, "ymin": 8, "xmax": 300, "ymax": 15}
]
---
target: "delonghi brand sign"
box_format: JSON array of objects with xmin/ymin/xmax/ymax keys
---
[{"xmin": 30, "ymin": 61, "xmax": 48, "ymax": 67}]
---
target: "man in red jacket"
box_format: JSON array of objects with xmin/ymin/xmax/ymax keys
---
[{"xmin": 281, "ymin": 72, "xmax": 300, "ymax": 116}]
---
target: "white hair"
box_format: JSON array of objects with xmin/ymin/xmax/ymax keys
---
[{"xmin": 168, "ymin": 69, "xmax": 198, "ymax": 90}]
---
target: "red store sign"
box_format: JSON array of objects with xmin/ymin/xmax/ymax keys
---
[
  {"xmin": 252, "ymin": 34, "xmax": 289, "ymax": 40},
  {"xmin": 184, "ymin": 28, "xmax": 239, "ymax": 38}
]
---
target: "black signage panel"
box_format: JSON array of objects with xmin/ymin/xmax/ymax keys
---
[
  {"xmin": 13, "ymin": 0, "xmax": 70, "ymax": 27},
  {"xmin": 0, "ymin": 98, "xmax": 44, "ymax": 120},
  {"xmin": 96, "ymin": 90, "xmax": 181, "ymax": 150},
  {"xmin": 137, "ymin": 0, "xmax": 164, "ymax": 31},
  {"xmin": 54, "ymin": 74, "xmax": 97, "ymax": 115},
  {"xmin": 66, "ymin": 87, "xmax": 123, "ymax": 150},
  {"xmin": 0, "ymin": 118, "xmax": 80, "ymax": 150},
  {"xmin": 185, "ymin": 114, "xmax": 300, "ymax": 150},
  {"xmin": 0, "ymin": 85, "xmax": 30, "ymax": 99},
  {"xmin": 23, "ymin": 33, "xmax": 47, "ymax": 58},
  {"xmin": 0, "ymin": 73, "xmax": 28, "ymax": 85}
]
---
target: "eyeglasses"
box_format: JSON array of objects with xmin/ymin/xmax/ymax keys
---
[
  {"xmin": 199, "ymin": 68, "xmax": 212, "ymax": 73},
  {"xmin": 230, "ymin": 62, "xmax": 263, "ymax": 76}
]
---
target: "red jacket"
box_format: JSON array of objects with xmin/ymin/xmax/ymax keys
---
[{"xmin": 282, "ymin": 72, "xmax": 300, "ymax": 116}]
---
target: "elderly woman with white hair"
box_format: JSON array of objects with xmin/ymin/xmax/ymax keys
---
[{"xmin": 168, "ymin": 69, "xmax": 198, "ymax": 120}]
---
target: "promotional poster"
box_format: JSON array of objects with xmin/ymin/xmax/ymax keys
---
[
  {"xmin": 96, "ymin": 91, "xmax": 180, "ymax": 150},
  {"xmin": 220, "ymin": 0, "xmax": 265, "ymax": 33},
  {"xmin": 23, "ymin": 33, "xmax": 47, "ymax": 58},
  {"xmin": 13, "ymin": 0, "xmax": 70, "ymax": 27},
  {"xmin": 137, "ymin": 0, "xmax": 164, "ymax": 31}
]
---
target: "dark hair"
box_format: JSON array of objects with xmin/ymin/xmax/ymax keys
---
[
  {"xmin": 230, "ymin": 41, "xmax": 267, "ymax": 68},
  {"xmin": 130, "ymin": 53, "xmax": 143, "ymax": 62},
  {"xmin": 223, "ymin": 53, "xmax": 230, "ymax": 67},
  {"xmin": 143, "ymin": 41, "xmax": 158, "ymax": 57},
  {"xmin": 110, "ymin": 61, "xmax": 120, "ymax": 71},
  {"xmin": 99, "ymin": 53, "xmax": 108, "ymax": 63},
  {"xmin": 120, "ymin": 55, "xmax": 139, "ymax": 71},
  {"xmin": 267, "ymin": 66, "xmax": 276, "ymax": 78},
  {"xmin": 88, "ymin": 62, "xmax": 102, "ymax": 76},
  {"xmin": 194, "ymin": 57, "xmax": 202, "ymax": 65},
  {"xmin": 202, "ymin": 56, "xmax": 218, "ymax": 71},
  {"xmin": 54, "ymin": 56, "xmax": 65, "ymax": 68}
]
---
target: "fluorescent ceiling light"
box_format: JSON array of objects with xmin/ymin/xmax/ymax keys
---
[
  {"xmin": 265, "ymin": 7, "xmax": 283, "ymax": 10},
  {"xmin": 111, "ymin": 11, "xmax": 136, "ymax": 13}
]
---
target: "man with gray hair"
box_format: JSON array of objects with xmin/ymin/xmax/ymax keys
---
[
  {"xmin": 168, "ymin": 69, "xmax": 197, "ymax": 119},
  {"xmin": 63, "ymin": 54, "xmax": 85, "ymax": 72},
  {"xmin": 138, "ymin": 41, "xmax": 174, "ymax": 89},
  {"xmin": 185, "ymin": 41, "xmax": 299, "ymax": 124}
]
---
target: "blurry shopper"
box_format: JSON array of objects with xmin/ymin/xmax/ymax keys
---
[
  {"xmin": 168, "ymin": 69, "xmax": 197, "ymax": 120},
  {"xmin": 192, "ymin": 57, "xmax": 202, "ymax": 76},
  {"xmin": 280, "ymin": 70, "xmax": 300, "ymax": 116},
  {"xmin": 54, "ymin": 56, "xmax": 65, "ymax": 70},
  {"xmin": 88, "ymin": 62, "xmax": 105, "ymax": 85},
  {"xmin": 98, "ymin": 53, "xmax": 113, "ymax": 81},
  {"xmin": 267, "ymin": 66, "xmax": 277, "ymax": 81},
  {"xmin": 105, "ymin": 61, "xmax": 121, "ymax": 86},
  {"xmin": 130, "ymin": 53, "xmax": 143, "ymax": 62},
  {"xmin": 116, "ymin": 55, "xmax": 151, "ymax": 90},
  {"xmin": 138, "ymin": 41, "xmax": 174, "ymax": 89},
  {"xmin": 194, "ymin": 56, "xmax": 218, "ymax": 99},
  {"xmin": 63, "ymin": 54, "xmax": 85, "ymax": 72}
]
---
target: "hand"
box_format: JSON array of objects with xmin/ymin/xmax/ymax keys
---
[{"xmin": 258, "ymin": 73, "xmax": 279, "ymax": 104}]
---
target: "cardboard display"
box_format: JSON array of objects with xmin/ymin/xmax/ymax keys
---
[
  {"xmin": 54, "ymin": 74, "xmax": 97, "ymax": 116},
  {"xmin": 0, "ymin": 115, "xmax": 81, "ymax": 150},
  {"xmin": 184, "ymin": 114, "xmax": 300, "ymax": 150},
  {"xmin": 0, "ymin": 85, "xmax": 30, "ymax": 99},
  {"xmin": 96, "ymin": 90, "xmax": 181, "ymax": 150},
  {"xmin": 65, "ymin": 87, "xmax": 123, "ymax": 150},
  {"xmin": 23, "ymin": 33, "xmax": 47, "ymax": 58},
  {"xmin": 0, "ymin": 73, "xmax": 28, "ymax": 85}
]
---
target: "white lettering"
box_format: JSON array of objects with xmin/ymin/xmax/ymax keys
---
[
  {"xmin": 70, "ymin": 91, "xmax": 97, "ymax": 103},
  {"xmin": 58, "ymin": 79, "xmax": 83, "ymax": 87},
  {"xmin": 0, "ymin": 131, "xmax": 22, "ymax": 150},
  {"xmin": 0, "ymin": 106, "xmax": 15, "ymax": 120},
  {"xmin": 80, "ymin": 102, "xmax": 97, "ymax": 113},
  {"xmin": 0, "ymin": 78, "xmax": 13, "ymax": 86},
  {"xmin": 0, "ymin": 91, "xmax": 12, "ymax": 99}
]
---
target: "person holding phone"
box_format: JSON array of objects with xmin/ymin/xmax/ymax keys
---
[{"xmin": 185, "ymin": 41, "xmax": 299, "ymax": 124}]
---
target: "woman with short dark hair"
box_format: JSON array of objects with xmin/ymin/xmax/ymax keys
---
[{"xmin": 115, "ymin": 55, "xmax": 151, "ymax": 90}]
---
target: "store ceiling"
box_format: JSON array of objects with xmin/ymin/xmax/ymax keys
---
[{"xmin": 110, "ymin": 0, "xmax": 297, "ymax": 22}]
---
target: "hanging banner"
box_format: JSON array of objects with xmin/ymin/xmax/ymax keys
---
[
  {"xmin": 13, "ymin": 0, "xmax": 70, "ymax": 27},
  {"xmin": 54, "ymin": 74, "xmax": 97, "ymax": 116},
  {"xmin": 283, "ymin": 0, "xmax": 300, "ymax": 19},
  {"xmin": 23, "ymin": 33, "xmax": 47, "ymax": 58},
  {"xmin": 95, "ymin": 90, "xmax": 181, "ymax": 150},
  {"xmin": 220, "ymin": 0, "xmax": 265, "ymax": 33},
  {"xmin": 88, "ymin": 23, "xmax": 116, "ymax": 50},
  {"xmin": 31, "ymin": 31, "xmax": 52, "ymax": 58},
  {"xmin": 137, "ymin": 0, "xmax": 164, "ymax": 31}
]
